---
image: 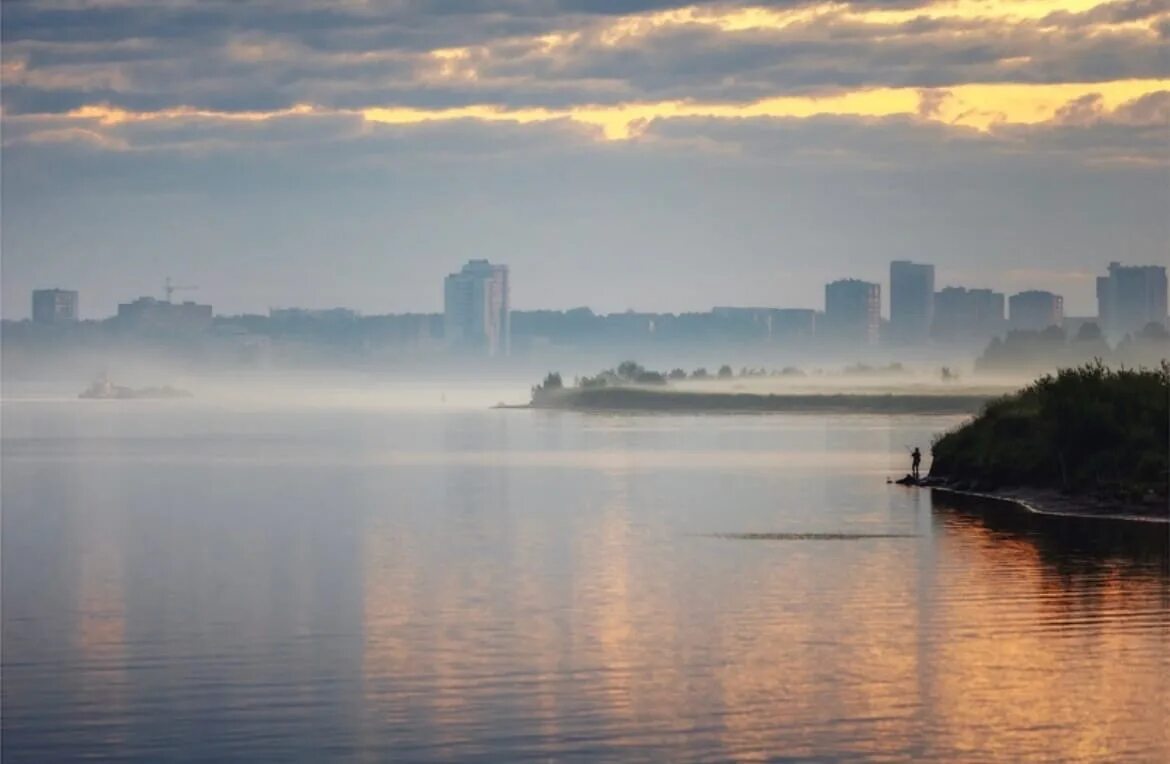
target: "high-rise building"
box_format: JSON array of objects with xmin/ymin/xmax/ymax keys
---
[
  {"xmin": 1009, "ymin": 290, "xmax": 1063, "ymax": 331},
  {"xmin": 889, "ymin": 261, "xmax": 934, "ymax": 344},
  {"xmin": 31, "ymin": 289, "xmax": 79, "ymax": 323},
  {"xmin": 932, "ymin": 287, "xmax": 1005, "ymax": 343},
  {"xmin": 823, "ymin": 279, "xmax": 881, "ymax": 345},
  {"xmin": 1096, "ymin": 262, "xmax": 1168, "ymax": 338},
  {"xmin": 444, "ymin": 260, "xmax": 510, "ymax": 356}
]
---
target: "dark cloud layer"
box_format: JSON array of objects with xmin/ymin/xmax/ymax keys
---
[
  {"xmin": 6, "ymin": 0, "xmax": 1164, "ymax": 115},
  {"xmin": 2, "ymin": 0, "xmax": 1166, "ymax": 318}
]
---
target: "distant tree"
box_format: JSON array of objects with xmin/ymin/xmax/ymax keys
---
[
  {"xmin": 1076, "ymin": 322, "xmax": 1103, "ymax": 342},
  {"xmin": 691, "ymin": 367, "xmax": 710, "ymax": 379},
  {"xmin": 635, "ymin": 371, "xmax": 667, "ymax": 385},
  {"xmin": 1041, "ymin": 325, "xmax": 1066, "ymax": 343},
  {"xmin": 530, "ymin": 371, "xmax": 564, "ymax": 402},
  {"xmin": 617, "ymin": 360, "xmax": 644, "ymax": 380},
  {"xmin": 668, "ymin": 368, "xmax": 687, "ymax": 380},
  {"xmin": 975, "ymin": 327, "xmax": 1086, "ymax": 374},
  {"xmin": 1138, "ymin": 321, "xmax": 1169, "ymax": 341},
  {"xmin": 717, "ymin": 365, "xmax": 733, "ymax": 379}
]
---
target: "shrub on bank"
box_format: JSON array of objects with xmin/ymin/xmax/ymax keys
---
[{"xmin": 930, "ymin": 361, "xmax": 1169, "ymax": 500}]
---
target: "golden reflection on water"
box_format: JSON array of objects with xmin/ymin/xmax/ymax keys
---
[
  {"xmin": 923, "ymin": 514, "xmax": 1169, "ymax": 761},
  {"xmin": 357, "ymin": 472, "xmax": 1169, "ymax": 760},
  {"xmin": 72, "ymin": 479, "xmax": 130, "ymax": 751},
  {"xmin": 14, "ymin": 409, "xmax": 1162, "ymax": 761}
]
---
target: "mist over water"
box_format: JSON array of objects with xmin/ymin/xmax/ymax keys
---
[
  {"xmin": 3, "ymin": 390, "xmax": 1167, "ymax": 761},
  {"xmin": 0, "ymin": 345, "xmax": 1033, "ymax": 412}
]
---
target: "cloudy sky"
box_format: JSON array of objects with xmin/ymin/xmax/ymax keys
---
[{"xmin": 2, "ymin": 0, "xmax": 1167, "ymax": 319}]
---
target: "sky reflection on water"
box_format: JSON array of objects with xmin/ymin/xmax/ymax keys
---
[{"xmin": 3, "ymin": 403, "xmax": 1167, "ymax": 761}]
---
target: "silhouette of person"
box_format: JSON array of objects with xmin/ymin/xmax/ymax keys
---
[{"xmin": 911, "ymin": 447, "xmax": 922, "ymax": 481}]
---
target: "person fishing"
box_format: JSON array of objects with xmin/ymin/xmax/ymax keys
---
[{"xmin": 911, "ymin": 447, "xmax": 922, "ymax": 481}]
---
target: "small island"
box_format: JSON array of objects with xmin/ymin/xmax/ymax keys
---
[
  {"xmin": 525, "ymin": 361, "xmax": 995, "ymax": 415},
  {"xmin": 927, "ymin": 362, "xmax": 1169, "ymax": 521},
  {"xmin": 80, "ymin": 375, "xmax": 193, "ymax": 400}
]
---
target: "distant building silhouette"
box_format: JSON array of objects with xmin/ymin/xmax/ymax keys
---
[
  {"xmin": 770, "ymin": 308, "xmax": 818, "ymax": 340},
  {"xmin": 932, "ymin": 286, "xmax": 1005, "ymax": 343},
  {"xmin": 269, "ymin": 307, "xmax": 360, "ymax": 323},
  {"xmin": 711, "ymin": 307, "xmax": 771, "ymax": 325},
  {"xmin": 444, "ymin": 259, "xmax": 510, "ymax": 356},
  {"xmin": 117, "ymin": 296, "xmax": 213, "ymax": 333},
  {"xmin": 1096, "ymin": 262, "xmax": 1168, "ymax": 339},
  {"xmin": 711, "ymin": 307, "xmax": 817, "ymax": 341},
  {"xmin": 31, "ymin": 289, "xmax": 78, "ymax": 323},
  {"xmin": 1009, "ymin": 290, "xmax": 1063, "ymax": 331},
  {"xmin": 889, "ymin": 261, "xmax": 934, "ymax": 345},
  {"xmin": 824, "ymin": 279, "xmax": 881, "ymax": 345}
]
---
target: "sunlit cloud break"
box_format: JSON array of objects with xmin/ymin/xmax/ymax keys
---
[
  {"xmin": 5, "ymin": 79, "xmax": 1166, "ymax": 149},
  {"xmin": 3, "ymin": 0, "xmax": 1168, "ymax": 151}
]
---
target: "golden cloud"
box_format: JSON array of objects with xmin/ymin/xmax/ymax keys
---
[{"xmin": 362, "ymin": 80, "xmax": 1170, "ymax": 139}]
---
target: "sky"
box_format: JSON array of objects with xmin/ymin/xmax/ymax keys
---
[{"xmin": 2, "ymin": 0, "xmax": 1167, "ymax": 319}]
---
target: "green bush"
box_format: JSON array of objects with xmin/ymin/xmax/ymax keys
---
[{"xmin": 931, "ymin": 361, "xmax": 1169, "ymax": 498}]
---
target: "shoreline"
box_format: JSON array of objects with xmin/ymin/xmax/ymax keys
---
[
  {"xmin": 927, "ymin": 484, "xmax": 1169, "ymax": 524},
  {"xmin": 526, "ymin": 387, "xmax": 991, "ymax": 415}
]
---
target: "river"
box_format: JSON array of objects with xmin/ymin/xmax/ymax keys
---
[{"xmin": 3, "ymin": 394, "xmax": 1167, "ymax": 761}]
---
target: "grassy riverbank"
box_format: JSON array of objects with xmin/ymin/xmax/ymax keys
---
[
  {"xmin": 529, "ymin": 386, "xmax": 991, "ymax": 414},
  {"xmin": 929, "ymin": 362, "xmax": 1169, "ymax": 516},
  {"xmin": 524, "ymin": 361, "xmax": 1000, "ymax": 414}
]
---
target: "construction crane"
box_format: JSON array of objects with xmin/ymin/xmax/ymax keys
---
[{"xmin": 164, "ymin": 277, "xmax": 198, "ymax": 303}]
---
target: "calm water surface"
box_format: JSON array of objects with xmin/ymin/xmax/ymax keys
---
[{"xmin": 3, "ymin": 397, "xmax": 1168, "ymax": 762}]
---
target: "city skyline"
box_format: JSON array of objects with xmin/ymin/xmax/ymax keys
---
[
  {"xmin": 19, "ymin": 258, "xmax": 1165, "ymax": 328},
  {"xmin": 6, "ymin": 255, "xmax": 1160, "ymax": 322},
  {"xmin": 9, "ymin": 255, "xmax": 1166, "ymax": 385},
  {"xmin": 3, "ymin": 1, "xmax": 1167, "ymax": 320}
]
